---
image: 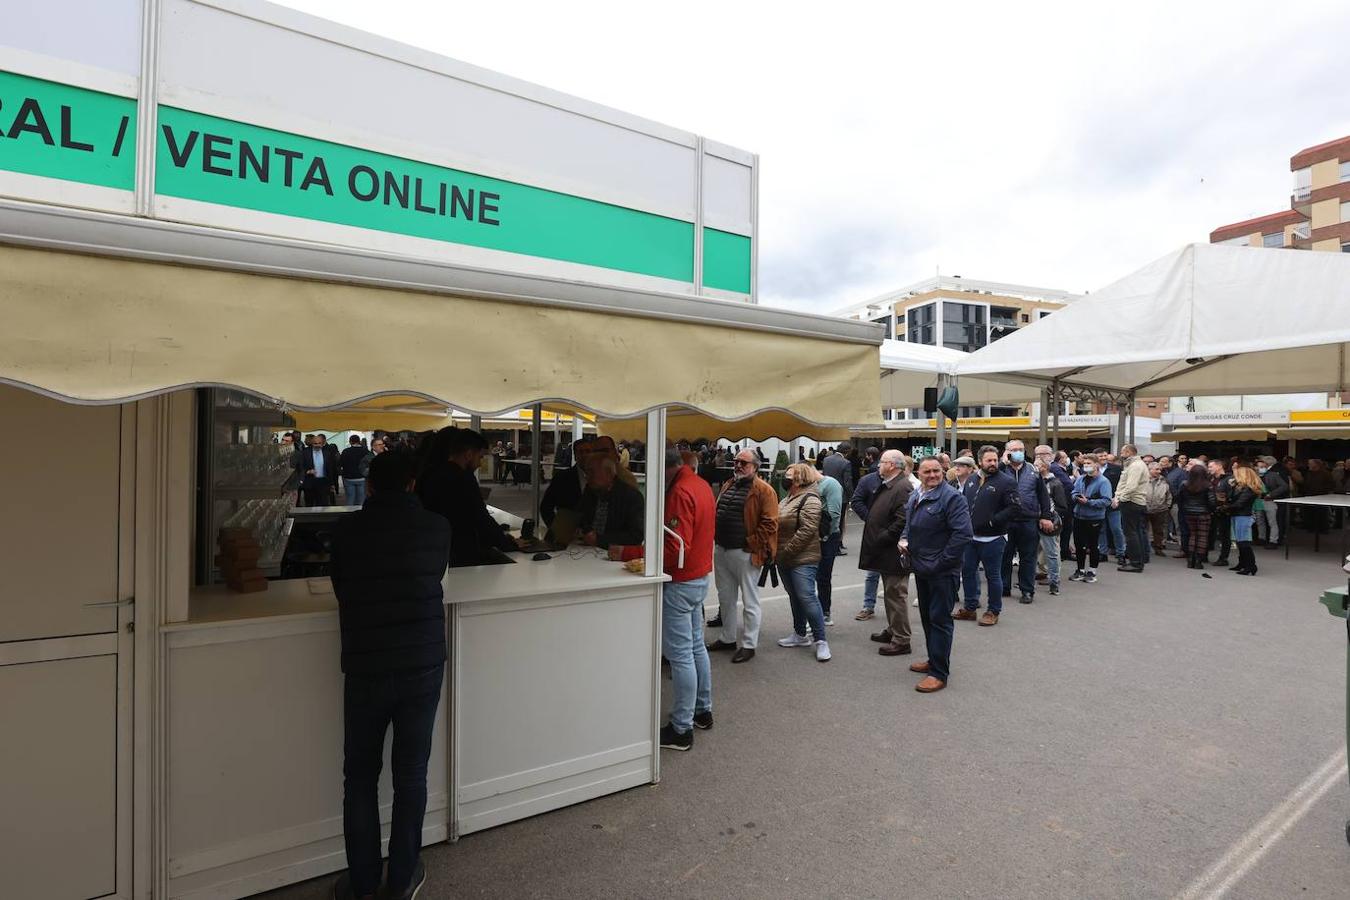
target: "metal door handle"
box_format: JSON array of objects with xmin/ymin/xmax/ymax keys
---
[{"xmin": 83, "ymin": 597, "xmax": 135, "ymax": 608}]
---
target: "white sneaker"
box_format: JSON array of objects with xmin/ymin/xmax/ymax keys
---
[
  {"xmin": 823, "ymin": 616, "xmax": 835, "ymax": 626},
  {"xmin": 911, "ymin": 596, "xmax": 919, "ymax": 607},
  {"xmin": 815, "ymin": 640, "xmax": 831, "ymax": 662},
  {"xmin": 777, "ymin": 633, "xmax": 813, "ymax": 648}
]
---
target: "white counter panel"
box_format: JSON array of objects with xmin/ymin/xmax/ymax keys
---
[
  {"xmin": 453, "ymin": 582, "xmax": 659, "ymax": 835},
  {"xmin": 165, "ymin": 617, "xmax": 448, "ymax": 900}
]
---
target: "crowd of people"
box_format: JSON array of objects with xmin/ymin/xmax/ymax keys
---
[{"xmin": 653, "ymin": 437, "xmax": 1350, "ymax": 752}]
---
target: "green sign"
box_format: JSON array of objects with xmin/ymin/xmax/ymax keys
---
[
  {"xmin": 704, "ymin": 228, "xmax": 751, "ymax": 293},
  {"xmin": 0, "ymin": 70, "xmax": 754, "ymax": 291},
  {"xmin": 0, "ymin": 70, "xmax": 136, "ymax": 190},
  {"xmin": 155, "ymin": 106, "xmax": 702, "ymax": 283}
]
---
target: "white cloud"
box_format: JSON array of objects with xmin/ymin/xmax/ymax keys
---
[{"xmin": 275, "ymin": 0, "xmax": 1350, "ymax": 310}]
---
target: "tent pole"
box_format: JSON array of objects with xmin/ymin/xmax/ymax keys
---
[
  {"xmin": 1051, "ymin": 381, "xmax": 1060, "ymax": 451},
  {"xmin": 469, "ymin": 414, "xmax": 482, "ymax": 431},
  {"xmin": 1128, "ymin": 393, "xmax": 1137, "ymax": 445},
  {"xmin": 934, "ymin": 375, "xmax": 946, "ymax": 456},
  {"xmin": 949, "ymin": 376, "xmax": 958, "ymax": 457},
  {"xmin": 1039, "ymin": 388, "xmax": 1049, "ymax": 447},
  {"xmin": 1116, "ymin": 404, "xmax": 1127, "ymax": 452},
  {"xmin": 531, "ymin": 404, "xmax": 543, "ymax": 521}
]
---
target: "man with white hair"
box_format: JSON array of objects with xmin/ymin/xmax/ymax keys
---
[{"xmin": 858, "ymin": 450, "xmax": 915, "ymax": 656}]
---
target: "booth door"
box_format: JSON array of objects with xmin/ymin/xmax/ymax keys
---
[{"xmin": 0, "ymin": 387, "xmax": 132, "ymax": 899}]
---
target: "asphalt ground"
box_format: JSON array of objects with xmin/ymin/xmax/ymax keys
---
[{"xmin": 264, "ymin": 497, "xmax": 1349, "ymax": 900}]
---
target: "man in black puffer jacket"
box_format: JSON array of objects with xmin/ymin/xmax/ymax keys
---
[{"xmin": 330, "ymin": 450, "xmax": 450, "ymax": 900}]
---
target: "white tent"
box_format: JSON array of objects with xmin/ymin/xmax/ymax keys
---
[
  {"xmin": 954, "ymin": 243, "xmax": 1350, "ymax": 397},
  {"xmin": 879, "ymin": 339, "xmax": 1042, "ymax": 408}
]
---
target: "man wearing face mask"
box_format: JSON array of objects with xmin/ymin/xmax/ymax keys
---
[
  {"xmin": 1255, "ymin": 455, "xmax": 1289, "ymax": 547},
  {"xmin": 999, "ymin": 440, "xmax": 1053, "ymax": 604}
]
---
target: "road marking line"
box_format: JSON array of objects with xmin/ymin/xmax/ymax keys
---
[{"xmin": 1174, "ymin": 746, "xmax": 1348, "ymax": 900}]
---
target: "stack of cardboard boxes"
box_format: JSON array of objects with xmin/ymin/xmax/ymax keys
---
[{"xmin": 217, "ymin": 527, "xmax": 268, "ymax": 593}]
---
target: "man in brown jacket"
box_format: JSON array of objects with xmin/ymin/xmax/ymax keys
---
[
  {"xmin": 859, "ymin": 450, "xmax": 914, "ymax": 656},
  {"xmin": 707, "ymin": 449, "xmax": 780, "ymax": 663}
]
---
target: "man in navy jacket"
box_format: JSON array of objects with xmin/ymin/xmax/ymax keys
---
[
  {"xmin": 999, "ymin": 439, "xmax": 1053, "ymax": 604},
  {"xmin": 956, "ymin": 446, "xmax": 1020, "ymax": 626},
  {"xmin": 331, "ymin": 450, "xmax": 451, "ymax": 900},
  {"xmin": 901, "ymin": 457, "xmax": 973, "ymax": 693}
]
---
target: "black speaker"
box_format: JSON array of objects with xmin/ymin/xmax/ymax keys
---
[{"xmin": 923, "ymin": 387, "xmax": 938, "ymax": 414}]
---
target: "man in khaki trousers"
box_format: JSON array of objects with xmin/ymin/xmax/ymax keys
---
[{"xmin": 858, "ymin": 450, "xmax": 914, "ymax": 656}]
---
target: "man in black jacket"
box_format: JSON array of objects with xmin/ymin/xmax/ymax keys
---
[
  {"xmin": 1256, "ymin": 455, "xmax": 1289, "ymax": 547},
  {"xmin": 858, "ymin": 450, "xmax": 914, "ymax": 656},
  {"xmin": 300, "ymin": 433, "xmax": 342, "ymax": 507},
  {"xmin": 330, "ymin": 450, "xmax": 450, "ymax": 900},
  {"xmin": 339, "ymin": 435, "xmax": 374, "ymax": 506},
  {"xmin": 956, "ymin": 446, "xmax": 1019, "ymax": 626},
  {"xmin": 418, "ymin": 427, "xmax": 522, "ymax": 566}
]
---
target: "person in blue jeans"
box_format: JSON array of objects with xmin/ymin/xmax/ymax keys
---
[
  {"xmin": 329, "ymin": 450, "xmax": 451, "ymax": 900},
  {"xmin": 774, "ymin": 465, "xmax": 831, "ymax": 662},
  {"xmin": 901, "ymin": 457, "xmax": 972, "ymax": 692},
  {"xmin": 998, "ymin": 440, "xmax": 1054, "ymax": 605},
  {"xmin": 659, "ymin": 449, "xmax": 716, "ymax": 751},
  {"xmin": 956, "ymin": 446, "xmax": 1018, "ymax": 625}
]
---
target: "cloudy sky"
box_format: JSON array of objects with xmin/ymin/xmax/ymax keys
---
[{"xmin": 280, "ymin": 0, "xmax": 1350, "ymax": 313}]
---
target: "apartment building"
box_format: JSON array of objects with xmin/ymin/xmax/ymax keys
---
[
  {"xmin": 1210, "ymin": 134, "xmax": 1350, "ymax": 251},
  {"xmin": 839, "ymin": 276, "xmax": 1081, "ymax": 419}
]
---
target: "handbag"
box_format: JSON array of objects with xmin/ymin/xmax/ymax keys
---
[{"xmin": 757, "ymin": 560, "xmax": 779, "ymax": 588}]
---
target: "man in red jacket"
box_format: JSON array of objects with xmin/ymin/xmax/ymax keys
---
[{"xmin": 660, "ymin": 445, "xmax": 716, "ymax": 751}]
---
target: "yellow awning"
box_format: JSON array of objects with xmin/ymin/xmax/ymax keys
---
[
  {"xmin": 1156, "ymin": 429, "xmax": 1274, "ymax": 442},
  {"xmin": 600, "ymin": 409, "xmax": 852, "ymax": 443},
  {"xmin": 289, "ymin": 395, "xmax": 453, "ymax": 432},
  {"xmin": 1276, "ymin": 427, "xmax": 1350, "ymax": 440},
  {"xmin": 0, "ymin": 245, "xmax": 879, "ymax": 427}
]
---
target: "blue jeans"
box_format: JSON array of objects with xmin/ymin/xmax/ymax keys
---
[
  {"xmin": 1098, "ymin": 508, "xmax": 1125, "ymax": 556},
  {"xmin": 783, "ymin": 563, "xmax": 826, "ymax": 640},
  {"xmin": 916, "ymin": 572, "xmax": 957, "ymax": 682},
  {"xmin": 344, "ymin": 478, "xmax": 367, "ymax": 506},
  {"xmin": 816, "ymin": 532, "xmax": 842, "ymax": 616},
  {"xmin": 862, "ymin": 570, "xmax": 881, "ymax": 610},
  {"xmin": 962, "ymin": 536, "xmax": 1006, "ymax": 613},
  {"xmin": 662, "ymin": 576, "xmax": 712, "ymax": 734},
  {"xmin": 1001, "ymin": 520, "xmax": 1040, "ymax": 597},
  {"xmin": 343, "ymin": 663, "xmax": 444, "ymax": 897},
  {"xmin": 1039, "ymin": 532, "xmax": 1061, "ymax": 586}
]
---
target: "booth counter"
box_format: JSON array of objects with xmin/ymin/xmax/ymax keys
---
[{"xmin": 163, "ymin": 554, "xmax": 662, "ymax": 898}]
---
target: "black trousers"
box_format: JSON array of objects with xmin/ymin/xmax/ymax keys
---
[
  {"xmin": 1120, "ymin": 501, "xmax": 1147, "ymax": 566},
  {"xmin": 343, "ymin": 663, "xmax": 444, "ymax": 897},
  {"xmin": 303, "ymin": 477, "xmax": 334, "ymax": 507},
  {"xmin": 1059, "ymin": 504, "xmax": 1075, "ymax": 558},
  {"xmin": 1073, "ymin": 518, "xmax": 1103, "ymax": 569},
  {"xmin": 1212, "ymin": 513, "xmax": 1231, "ymax": 560}
]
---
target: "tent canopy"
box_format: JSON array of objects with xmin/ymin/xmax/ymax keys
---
[
  {"xmin": 879, "ymin": 340, "xmax": 1042, "ymax": 408},
  {"xmin": 954, "ymin": 243, "xmax": 1350, "ymax": 397},
  {"xmin": 0, "ymin": 241, "xmax": 882, "ymax": 428},
  {"xmin": 600, "ymin": 408, "xmax": 852, "ymax": 443}
]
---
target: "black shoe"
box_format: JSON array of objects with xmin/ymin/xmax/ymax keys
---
[
  {"xmin": 386, "ymin": 859, "xmax": 427, "ymax": 900},
  {"xmin": 1019, "ymin": 592, "xmax": 1034, "ymax": 604},
  {"xmin": 731, "ymin": 648, "xmax": 755, "ymax": 664},
  {"xmin": 707, "ymin": 614, "xmax": 723, "ymax": 628},
  {"xmin": 869, "ymin": 628, "xmax": 893, "ymax": 643},
  {"xmin": 333, "ymin": 873, "xmax": 363, "ymax": 900},
  {"xmin": 1228, "ymin": 562, "xmax": 1243, "ymax": 571},
  {"xmin": 693, "ymin": 710, "xmax": 714, "ymax": 730},
  {"xmin": 1214, "ymin": 557, "xmax": 1230, "ymax": 567},
  {"xmin": 707, "ymin": 639, "xmax": 737, "ymax": 651},
  {"xmin": 1118, "ymin": 564, "xmax": 1143, "ymax": 573},
  {"xmin": 1001, "ymin": 590, "xmax": 1012, "ymax": 598},
  {"xmin": 660, "ymin": 723, "xmax": 693, "ymax": 751},
  {"xmin": 1048, "ymin": 583, "xmax": 1060, "ymax": 595}
]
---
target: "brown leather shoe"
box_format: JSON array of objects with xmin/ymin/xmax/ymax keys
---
[
  {"xmin": 869, "ymin": 628, "xmax": 893, "ymax": 644},
  {"xmin": 915, "ymin": 675, "xmax": 946, "ymax": 693},
  {"xmin": 953, "ymin": 608, "xmax": 977, "ymax": 621},
  {"xmin": 878, "ymin": 641, "xmax": 912, "ymax": 656},
  {"xmin": 909, "ymin": 660, "xmax": 930, "ymax": 673},
  {"xmin": 979, "ymin": 612, "xmax": 998, "ymax": 626}
]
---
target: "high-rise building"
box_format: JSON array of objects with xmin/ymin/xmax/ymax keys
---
[
  {"xmin": 1210, "ymin": 134, "xmax": 1350, "ymax": 251},
  {"xmin": 838, "ymin": 276, "xmax": 1082, "ymax": 419}
]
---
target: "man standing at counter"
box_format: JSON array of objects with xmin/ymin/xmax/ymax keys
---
[
  {"xmin": 661, "ymin": 445, "xmax": 716, "ymax": 751},
  {"xmin": 418, "ymin": 427, "xmax": 523, "ymax": 566},
  {"xmin": 330, "ymin": 450, "xmax": 451, "ymax": 900},
  {"xmin": 301, "ymin": 433, "xmax": 341, "ymax": 507},
  {"xmin": 578, "ymin": 456, "xmax": 645, "ymax": 549}
]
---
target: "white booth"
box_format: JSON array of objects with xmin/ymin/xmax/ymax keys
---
[{"xmin": 0, "ymin": 4, "xmax": 882, "ymax": 899}]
